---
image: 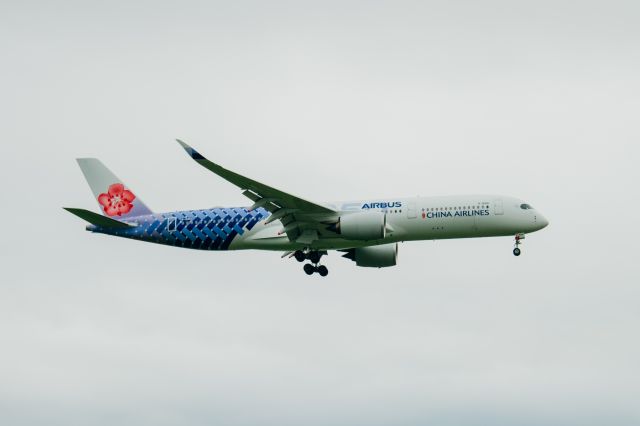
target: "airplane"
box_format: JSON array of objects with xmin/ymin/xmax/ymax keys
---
[{"xmin": 65, "ymin": 140, "xmax": 549, "ymax": 277}]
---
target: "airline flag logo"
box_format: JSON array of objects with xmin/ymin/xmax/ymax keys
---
[{"xmin": 98, "ymin": 183, "xmax": 136, "ymax": 216}]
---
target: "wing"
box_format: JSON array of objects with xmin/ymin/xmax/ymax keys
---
[{"xmin": 177, "ymin": 140, "xmax": 337, "ymax": 244}]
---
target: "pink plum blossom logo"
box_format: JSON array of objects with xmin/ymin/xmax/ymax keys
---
[{"xmin": 98, "ymin": 183, "xmax": 136, "ymax": 216}]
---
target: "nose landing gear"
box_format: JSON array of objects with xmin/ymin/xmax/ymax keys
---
[
  {"xmin": 513, "ymin": 233, "xmax": 525, "ymax": 256},
  {"xmin": 294, "ymin": 250, "xmax": 329, "ymax": 277}
]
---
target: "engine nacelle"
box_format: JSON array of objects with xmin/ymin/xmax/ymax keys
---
[
  {"xmin": 343, "ymin": 243, "xmax": 398, "ymax": 268},
  {"xmin": 338, "ymin": 211, "xmax": 386, "ymax": 240}
]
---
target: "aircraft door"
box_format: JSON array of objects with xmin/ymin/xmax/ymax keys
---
[
  {"xmin": 167, "ymin": 216, "xmax": 178, "ymax": 231},
  {"xmin": 494, "ymin": 199, "xmax": 504, "ymax": 215},
  {"xmin": 407, "ymin": 201, "xmax": 417, "ymax": 219}
]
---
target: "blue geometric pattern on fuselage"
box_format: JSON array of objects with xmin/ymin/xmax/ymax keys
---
[{"xmin": 93, "ymin": 207, "xmax": 268, "ymax": 250}]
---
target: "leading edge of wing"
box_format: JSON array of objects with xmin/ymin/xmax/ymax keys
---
[{"xmin": 176, "ymin": 139, "xmax": 335, "ymax": 214}]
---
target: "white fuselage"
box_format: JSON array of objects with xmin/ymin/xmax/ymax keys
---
[{"xmin": 232, "ymin": 194, "xmax": 548, "ymax": 251}]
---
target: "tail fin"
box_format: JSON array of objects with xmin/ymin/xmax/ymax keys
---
[{"xmin": 76, "ymin": 158, "xmax": 153, "ymax": 218}]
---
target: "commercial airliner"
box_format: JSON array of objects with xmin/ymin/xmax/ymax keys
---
[{"xmin": 65, "ymin": 140, "xmax": 549, "ymax": 276}]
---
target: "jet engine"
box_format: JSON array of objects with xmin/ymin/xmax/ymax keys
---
[
  {"xmin": 336, "ymin": 211, "xmax": 386, "ymax": 240},
  {"xmin": 342, "ymin": 243, "xmax": 398, "ymax": 268}
]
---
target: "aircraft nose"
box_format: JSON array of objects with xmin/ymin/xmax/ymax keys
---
[{"xmin": 537, "ymin": 214, "xmax": 549, "ymax": 229}]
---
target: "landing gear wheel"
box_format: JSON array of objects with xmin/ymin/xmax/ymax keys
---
[
  {"xmin": 294, "ymin": 251, "xmax": 306, "ymax": 262},
  {"xmin": 513, "ymin": 247, "xmax": 521, "ymax": 256},
  {"xmin": 317, "ymin": 265, "xmax": 329, "ymax": 277},
  {"xmin": 303, "ymin": 264, "xmax": 315, "ymax": 275},
  {"xmin": 308, "ymin": 251, "xmax": 322, "ymax": 264}
]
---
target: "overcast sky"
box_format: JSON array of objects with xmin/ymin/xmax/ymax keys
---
[{"xmin": 1, "ymin": 1, "xmax": 639, "ymax": 425}]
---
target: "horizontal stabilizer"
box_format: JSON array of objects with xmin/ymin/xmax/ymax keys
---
[{"xmin": 64, "ymin": 208, "xmax": 136, "ymax": 229}]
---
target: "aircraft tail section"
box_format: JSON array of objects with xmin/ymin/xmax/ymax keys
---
[{"xmin": 76, "ymin": 158, "xmax": 153, "ymax": 218}]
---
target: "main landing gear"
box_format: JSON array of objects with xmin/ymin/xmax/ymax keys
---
[
  {"xmin": 303, "ymin": 263, "xmax": 329, "ymax": 277},
  {"xmin": 513, "ymin": 233, "xmax": 525, "ymax": 256},
  {"xmin": 294, "ymin": 250, "xmax": 329, "ymax": 277}
]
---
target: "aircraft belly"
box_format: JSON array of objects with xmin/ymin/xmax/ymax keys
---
[
  {"xmin": 230, "ymin": 233, "xmax": 398, "ymax": 252},
  {"xmin": 475, "ymin": 214, "xmax": 521, "ymax": 236}
]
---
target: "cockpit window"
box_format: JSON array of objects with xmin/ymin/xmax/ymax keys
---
[{"xmin": 520, "ymin": 203, "xmax": 533, "ymax": 210}]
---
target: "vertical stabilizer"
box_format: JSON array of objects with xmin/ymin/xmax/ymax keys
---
[{"xmin": 76, "ymin": 158, "xmax": 152, "ymax": 218}]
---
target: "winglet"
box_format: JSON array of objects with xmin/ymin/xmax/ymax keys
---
[{"xmin": 176, "ymin": 139, "xmax": 205, "ymax": 160}]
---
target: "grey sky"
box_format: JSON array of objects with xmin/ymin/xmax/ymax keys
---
[{"xmin": 1, "ymin": 1, "xmax": 639, "ymax": 425}]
